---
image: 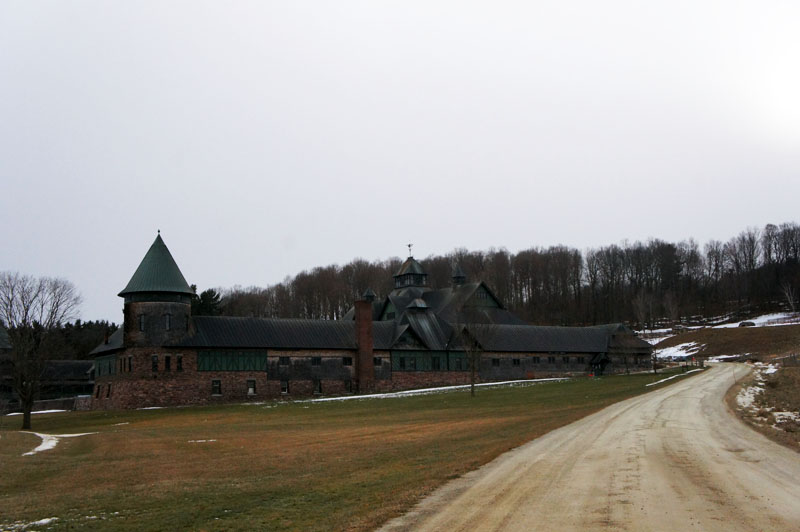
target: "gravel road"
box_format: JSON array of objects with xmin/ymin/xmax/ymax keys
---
[{"xmin": 380, "ymin": 364, "xmax": 800, "ymax": 532}]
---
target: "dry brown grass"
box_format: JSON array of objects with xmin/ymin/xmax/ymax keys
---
[
  {"xmin": 656, "ymin": 325, "xmax": 800, "ymax": 360},
  {"xmin": 727, "ymin": 365, "xmax": 800, "ymax": 452},
  {"xmin": 0, "ymin": 371, "xmax": 696, "ymax": 531}
]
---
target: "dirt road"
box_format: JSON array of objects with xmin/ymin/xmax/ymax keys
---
[{"xmin": 380, "ymin": 364, "xmax": 800, "ymax": 532}]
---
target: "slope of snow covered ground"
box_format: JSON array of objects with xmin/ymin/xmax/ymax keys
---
[{"xmin": 653, "ymin": 341, "xmax": 705, "ymax": 360}]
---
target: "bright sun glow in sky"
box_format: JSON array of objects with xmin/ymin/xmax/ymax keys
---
[{"xmin": 1, "ymin": 1, "xmax": 799, "ymax": 322}]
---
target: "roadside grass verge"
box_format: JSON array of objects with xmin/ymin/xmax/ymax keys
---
[
  {"xmin": 1, "ymin": 369, "xmax": 699, "ymax": 531},
  {"xmin": 727, "ymin": 365, "xmax": 800, "ymax": 451}
]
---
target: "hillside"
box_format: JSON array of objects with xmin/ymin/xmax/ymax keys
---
[{"xmin": 655, "ymin": 324, "xmax": 800, "ymax": 360}]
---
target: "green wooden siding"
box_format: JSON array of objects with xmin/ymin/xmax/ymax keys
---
[
  {"xmin": 391, "ymin": 351, "xmax": 467, "ymax": 371},
  {"xmin": 198, "ymin": 350, "xmax": 268, "ymax": 372},
  {"xmin": 95, "ymin": 354, "xmax": 117, "ymax": 377}
]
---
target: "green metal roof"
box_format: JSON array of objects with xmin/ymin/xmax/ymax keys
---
[
  {"xmin": 394, "ymin": 256, "xmax": 426, "ymax": 277},
  {"xmin": 118, "ymin": 234, "xmax": 193, "ymax": 297}
]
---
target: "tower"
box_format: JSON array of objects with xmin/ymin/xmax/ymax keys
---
[{"xmin": 118, "ymin": 233, "xmax": 194, "ymax": 348}]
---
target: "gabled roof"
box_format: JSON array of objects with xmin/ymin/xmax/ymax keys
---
[
  {"xmin": 173, "ymin": 316, "xmax": 398, "ymax": 351},
  {"xmin": 118, "ymin": 234, "xmax": 193, "ymax": 297},
  {"xmin": 401, "ymin": 311, "xmax": 452, "ymax": 351},
  {"xmin": 89, "ymin": 327, "xmax": 124, "ymax": 355},
  {"xmin": 41, "ymin": 360, "xmax": 94, "ymax": 381},
  {"xmin": 471, "ymin": 324, "xmax": 611, "ymax": 353}
]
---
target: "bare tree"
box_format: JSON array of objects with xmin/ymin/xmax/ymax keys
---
[
  {"xmin": 781, "ymin": 280, "xmax": 797, "ymax": 313},
  {"xmin": 0, "ymin": 273, "xmax": 81, "ymax": 430}
]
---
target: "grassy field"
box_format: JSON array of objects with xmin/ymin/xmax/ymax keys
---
[
  {"xmin": 1, "ymin": 370, "xmax": 699, "ymax": 531},
  {"xmin": 656, "ymin": 324, "xmax": 800, "ymax": 359}
]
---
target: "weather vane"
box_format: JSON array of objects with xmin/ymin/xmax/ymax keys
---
[{"xmin": 407, "ymin": 243, "xmax": 413, "ymax": 256}]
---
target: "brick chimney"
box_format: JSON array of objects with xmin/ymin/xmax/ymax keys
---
[{"xmin": 354, "ymin": 299, "xmax": 374, "ymax": 393}]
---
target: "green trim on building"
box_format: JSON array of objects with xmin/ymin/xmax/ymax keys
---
[
  {"xmin": 198, "ymin": 350, "xmax": 268, "ymax": 372},
  {"xmin": 391, "ymin": 350, "xmax": 468, "ymax": 371},
  {"xmin": 96, "ymin": 354, "xmax": 117, "ymax": 377}
]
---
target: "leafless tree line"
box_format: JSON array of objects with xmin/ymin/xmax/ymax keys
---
[
  {"xmin": 213, "ymin": 222, "xmax": 800, "ymax": 327},
  {"xmin": 0, "ymin": 272, "xmax": 82, "ymax": 429}
]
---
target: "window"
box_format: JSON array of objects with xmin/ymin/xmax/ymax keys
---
[
  {"xmin": 139, "ymin": 315, "xmax": 145, "ymax": 331},
  {"xmin": 106, "ymin": 384, "xmax": 112, "ymax": 398},
  {"xmin": 548, "ymin": 356, "xmax": 556, "ymax": 364},
  {"xmin": 577, "ymin": 356, "xmax": 585, "ymax": 364},
  {"xmin": 177, "ymin": 355, "xmax": 183, "ymax": 372},
  {"xmin": 431, "ymin": 357, "xmax": 441, "ymax": 370},
  {"xmin": 164, "ymin": 355, "xmax": 171, "ymax": 372},
  {"xmin": 454, "ymin": 358, "xmax": 462, "ymax": 370},
  {"xmin": 165, "ymin": 313, "xmax": 171, "ymax": 330},
  {"xmin": 280, "ymin": 380, "xmax": 289, "ymax": 394},
  {"xmin": 311, "ymin": 356, "xmax": 321, "ymax": 366},
  {"xmin": 95, "ymin": 386, "xmax": 100, "ymax": 399},
  {"xmin": 513, "ymin": 358, "xmax": 521, "ymax": 366},
  {"xmin": 532, "ymin": 356, "xmax": 540, "ymax": 364},
  {"xmin": 185, "ymin": 316, "xmax": 190, "ymax": 331},
  {"xmin": 313, "ymin": 379, "xmax": 322, "ymax": 394},
  {"xmin": 279, "ymin": 356, "xmax": 290, "ymax": 366},
  {"xmin": 344, "ymin": 380, "xmax": 352, "ymax": 393},
  {"xmin": 373, "ymin": 357, "xmax": 381, "ymax": 366},
  {"xmin": 562, "ymin": 356, "xmax": 570, "ymax": 364},
  {"xmin": 212, "ymin": 380, "xmax": 222, "ymax": 395},
  {"xmin": 342, "ymin": 357, "xmax": 353, "ymax": 366},
  {"xmin": 128, "ymin": 356, "xmax": 133, "ymax": 372},
  {"xmin": 399, "ymin": 357, "xmax": 406, "ymax": 369},
  {"xmin": 247, "ymin": 379, "xmax": 256, "ymax": 395},
  {"xmin": 408, "ymin": 358, "xmax": 416, "ymax": 370},
  {"xmin": 152, "ymin": 355, "xmax": 159, "ymax": 372},
  {"xmin": 492, "ymin": 358, "xmax": 500, "ymax": 367}
]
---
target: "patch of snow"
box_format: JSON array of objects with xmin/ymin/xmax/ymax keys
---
[
  {"xmin": 1, "ymin": 517, "xmax": 60, "ymax": 530},
  {"xmin": 112, "ymin": 422, "xmax": 129, "ymax": 426},
  {"xmin": 707, "ymin": 354, "xmax": 746, "ymax": 362},
  {"xmin": 188, "ymin": 439, "xmax": 217, "ymax": 443},
  {"xmin": 643, "ymin": 336, "xmax": 672, "ymax": 345},
  {"xmin": 714, "ymin": 312, "xmax": 799, "ymax": 328},
  {"xmin": 645, "ymin": 369, "xmax": 703, "ymax": 387},
  {"xmin": 5, "ymin": 409, "xmax": 67, "ymax": 417},
  {"xmin": 137, "ymin": 406, "xmax": 165, "ymax": 410},
  {"xmin": 736, "ymin": 386, "xmax": 763, "ymax": 409},
  {"xmin": 21, "ymin": 432, "xmax": 97, "ymax": 456},
  {"xmin": 292, "ymin": 378, "xmax": 569, "ymax": 404},
  {"xmin": 654, "ymin": 342, "xmax": 705, "ymax": 360},
  {"xmin": 773, "ymin": 411, "xmax": 799, "ymax": 423},
  {"xmin": 763, "ymin": 365, "xmax": 779, "ymax": 374}
]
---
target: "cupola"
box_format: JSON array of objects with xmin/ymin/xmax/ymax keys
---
[{"xmin": 393, "ymin": 256, "xmax": 428, "ymax": 289}]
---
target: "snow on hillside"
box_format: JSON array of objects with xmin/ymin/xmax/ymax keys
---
[
  {"xmin": 713, "ymin": 312, "xmax": 799, "ymax": 328},
  {"xmin": 654, "ymin": 342, "xmax": 705, "ymax": 360}
]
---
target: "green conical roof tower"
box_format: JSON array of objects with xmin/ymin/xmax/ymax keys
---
[{"xmin": 118, "ymin": 233, "xmax": 193, "ymax": 298}]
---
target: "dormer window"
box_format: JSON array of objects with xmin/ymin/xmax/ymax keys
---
[
  {"xmin": 165, "ymin": 313, "xmax": 172, "ymax": 331},
  {"xmin": 139, "ymin": 315, "xmax": 145, "ymax": 331}
]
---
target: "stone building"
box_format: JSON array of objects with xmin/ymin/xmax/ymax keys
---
[{"xmin": 91, "ymin": 234, "xmax": 652, "ymax": 409}]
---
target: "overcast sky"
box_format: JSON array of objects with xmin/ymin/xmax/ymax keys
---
[{"xmin": 1, "ymin": 1, "xmax": 799, "ymax": 323}]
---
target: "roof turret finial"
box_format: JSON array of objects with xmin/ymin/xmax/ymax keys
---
[
  {"xmin": 158, "ymin": 229, "xmax": 160, "ymax": 235},
  {"xmin": 407, "ymin": 243, "xmax": 413, "ymax": 257}
]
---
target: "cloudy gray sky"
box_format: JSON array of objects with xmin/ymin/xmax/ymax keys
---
[{"xmin": 1, "ymin": 1, "xmax": 798, "ymax": 322}]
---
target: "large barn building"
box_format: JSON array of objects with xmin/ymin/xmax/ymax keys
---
[{"xmin": 91, "ymin": 235, "xmax": 652, "ymax": 409}]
